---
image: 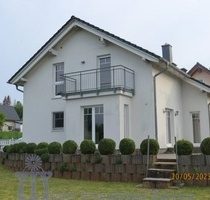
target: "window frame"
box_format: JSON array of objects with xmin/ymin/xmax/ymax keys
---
[
  {"xmin": 165, "ymin": 108, "xmax": 174, "ymax": 145},
  {"xmin": 191, "ymin": 111, "xmax": 201, "ymax": 143},
  {"xmin": 53, "ymin": 63, "xmax": 64, "ymax": 97},
  {"xmin": 52, "ymin": 111, "xmax": 64, "ymax": 130},
  {"xmin": 84, "ymin": 105, "xmax": 104, "ymax": 144}
]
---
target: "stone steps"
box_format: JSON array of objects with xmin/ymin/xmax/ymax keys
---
[
  {"xmin": 143, "ymin": 177, "xmax": 172, "ymax": 189},
  {"xmin": 143, "ymin": 157, "xmax": 177, "ymax": 188},
  {"xmin": 147, "ymin": 168, "xmax": 175, "ymax": 179}
]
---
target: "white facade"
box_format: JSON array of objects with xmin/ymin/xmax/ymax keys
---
[{"xmin": 9, "ymin": 16, "xmax": 210, "ymax": 148}]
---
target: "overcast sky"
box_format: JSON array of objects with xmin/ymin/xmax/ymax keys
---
[{"xmin": 1, "ymin": 0, "xmax": 210, "ymax": 104}]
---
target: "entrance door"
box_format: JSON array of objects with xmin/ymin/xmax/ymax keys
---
[
  {"xmin": 166, "ymin": 109, "xmax": 174, "ymax": 145},
  {"xmin": 99, "ymin": 56, "xmax": 111, "ymax": 89}
]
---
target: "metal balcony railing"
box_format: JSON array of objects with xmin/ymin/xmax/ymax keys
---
[{"xmin": 62, "ymin": 65, "xmax": 135, "ymax": 96}]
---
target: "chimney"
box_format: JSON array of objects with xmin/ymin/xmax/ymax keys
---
[{"xmin": 162, "ymin": 43, "xmax": 173, "ymax": 63}]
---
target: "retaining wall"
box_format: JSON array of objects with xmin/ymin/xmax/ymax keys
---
[{"xmin": 0, "ymin": 152, "xmax": 156, "ymax": 182}]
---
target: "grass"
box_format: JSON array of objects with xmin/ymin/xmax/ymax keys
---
[
  {"xmin": 0, "ymin": 131, "xmax": 22, "ymax": 139},
  {"xmin": 0, "ymin": 164, "xmax": 210, "ymax": 199}
]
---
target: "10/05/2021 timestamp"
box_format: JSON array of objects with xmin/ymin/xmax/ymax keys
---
[{"xmin": 171, "ymin": 173, "xmax": 210, "ymax": 180}]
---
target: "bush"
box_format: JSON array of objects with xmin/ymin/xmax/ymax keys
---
[
  {"xmin": 48, "ymin": 142, "xmax": 61, "ymax": 154},
  {"xmin": 200, "ymin": 137, "xmax": 210, "ymax": 155},
  {"xmin": 34, "ymin": 148, "xmax": 49, "ymax": 156},
  {"xmin": 174, "ymin": 139, "xmax": 193, "ymax": 155},
  {"xmin": 3, "ymin": 145, "xmax": 10, "ymax": 153},
  {"xmin": 94, "ymin": 152, "xmax": 102, "ymax": 164},
  {"xmin": 140, "ymin": 138, "xmax": 159, "ymax": 155},
  {"xmin": 119, "ymin": 138, "xmax": 135, "ymax": 155},
  {"xmin": 59, "ymin": 163, "xmax": 69, "ymax": 172},
  {"xmin": 80, "ymin": 139, "xmax": 96, "ymax": 154},
  {"xmin": 16, "ymin": 142, "xmax": 27, "ymax": 153},
  {"xmin": 9, "ymin": 144, "xmax": 19, "ymax": 153},
  {"xmin": 40, "ymin": 153, "xmax": 50, "ymax": 162},
  {"xmin": 26, "ymin": 143, "xmax": 37, "ymax": 154},
  {"xmin": 62, "ymin": 140, "xmax": 78, "ymax": 154},
  {"xmin": 37, "ymin": 142, "xmax": 48, "ymax": 149},
  {"xmin": 98, "ymin": 138, "xmax": 116, "ymax": 155}
]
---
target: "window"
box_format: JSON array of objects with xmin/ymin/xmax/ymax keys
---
[
  {"xmin": 54, "ymin": 63, "xmax": 64, "ymax": 96},
  {"xmin": 191, "ymin": 112, "xmax": 201, "ymax": 143},
  {"xmin": 124, "ymin": 104, "xmax": 129, "ymax": 138},
  {"xmin": 53, "ymin": 112, "xmax": 64, "ymax": 129},
  {"xmin": 99, "ymin": 56, "xmax": 111, "ymax": 89},
  {"xmin": 84, "ymin": 106, "xmax": 104, "ymax": 144},
  {"xmin": 165, "ymin": 109, "xmax": 174, "ymax": 144}
]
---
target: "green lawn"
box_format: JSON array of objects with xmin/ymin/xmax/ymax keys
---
[{"xmin": 0, "ymin": 164, "xmax": 210, "ymax": 199}]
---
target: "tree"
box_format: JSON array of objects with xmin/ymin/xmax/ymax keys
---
[
  {"xmin": 14, "ymin": 101, "xmax": 23, "ymax": 119},
  {"xmin": 0, "ymin": 112, "xmax": 5, "ymax": 131}
]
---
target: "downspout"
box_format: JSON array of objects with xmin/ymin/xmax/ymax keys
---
[
  {"xmin": 153, "ymin": 61, "xmax": 169, "ymax": 141},
  {"xmin": 208, "ymin": 103, "xmax": 210, "ymax": 136},
  {"xmin": 15, "ymin": 84, "xmax": 24, "ymax": 93}
]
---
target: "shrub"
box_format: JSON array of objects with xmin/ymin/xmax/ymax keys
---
[
  {"xmin": 3, "ymin": 145, "xmax": 10, "ymax": 153},
  {"xmin": 9, "ymin": 144, "xmax": 19, "ymax": 153},
  {"xmin": 59, "ymin": 163, "xmax": 69, "ymax": 172},
  {"xmin": 34, "ymin": 148, "xmax": 49, "ymax": 156},
  {"xmin": 174, "ymin": 139, "xmax": 193, "ymax": 155},
  {"xmin": 62, "ymin": 140, "xmax": 78, "ymax": 154},
  {"xmin": 26, "ymin": 143, "xmax": 37, "ymax": 154},
  {"xmin": 98, "ymin": 138, "xmax": 116, "ymax": 155},
  {"xmin": 80, "ymin": 139, "xmax": 96, "ymax": 154},
  {"xmin": 94, "ymin": 151, "xmax": 102, "ymax": 164},
  {"xmin": 119, "ymin": 138, "xmax": 135, "ymax": 155},
  {"xmin": 37, "ymin": 142, "xmax": 48, "ymax": 149},
  {"xmin": 140, "ymin": 138, "xmax": 159, "ymax": 155},
  {"xmin": 16, "ymin": 142, "xmax": 27, "ymax": 153},
  {"xmin": 40, "ymin": 153, "xmax": 50, "ymax": 163},
  {"xmin": 48, "ymin": 142, "xmax": 61, "ymax": 154},
  {"xmin": 200, "ymin": 137, "xmax": 210, "ymax": 155}
]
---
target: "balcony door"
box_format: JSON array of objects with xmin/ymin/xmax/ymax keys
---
[{"xmin": 99, "ymin": 56, "xmax": 111, "ymax": 89}]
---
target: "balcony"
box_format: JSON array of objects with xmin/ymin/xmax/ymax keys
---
[{"xmin": 62, "ymin": 65, "xmax": 135, "ymax": 98}]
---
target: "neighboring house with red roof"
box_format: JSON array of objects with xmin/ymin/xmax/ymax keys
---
[
  {"xmin": 188, "ymin": 62, "xmax": 210, "ymax": 86},
  {"xmin": 0, "ymin": 105, "xmax": 21, "ymax": 131},
  {"xmin": 8, "ymin": 16, "xmax": 210, "ymax": 148}
]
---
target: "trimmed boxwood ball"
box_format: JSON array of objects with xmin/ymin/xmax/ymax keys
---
[
  {"xmin": 37, "ymin": 142, "xmax": 48, "ymax": 149},
  {"xmin": 80, "ymin": 139, "xmax": 96, "ymax": 154},
  {"xmin": 119, "ymin": 138, "xmax": 135, "ymax": 155},
  {"xmin": 48, "ymin": 141, "xmax": 61, "ymax": 154},
  {"xmin": 98, "ymin": 138, "xmax": 116, "ymax": 155},
  {"xmin": 26, "ymin": 143, "xmax": 37, "ymax": 154},
  {"xmin": 40, "ymin": 153, "xmax": 50, "ymax": 162},
  {"xmin": 140, "ymin": 138, "xmax": 159, "ymax": 155},
  {"xmin": 9, "ymin": 143, "xmax": 20, "ymax": 153},
  {"xmin": 200, "ymin": 137, "xmax": 210, "ymax": 155},
  {"xmin": 62, "ymin": 140, "xmax": 78, "ymax": 154},
  {"xmin": 174, "ymin": 139, "xmax": 193, "ymax": 155},
  {"xmin": 34, "ymin": 148, "xmax": 49, "ymax": 156},
  {"xmin": 3, "ymin": 145, "xmax": 10, "ymax": 153},
  {"xmin": 16, "ymin": 142, "xmax": 27, "ymax": 153}
]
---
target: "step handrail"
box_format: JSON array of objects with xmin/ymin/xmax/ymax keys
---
[
  {"xmin": 174, "ymin": 136, "xmax": 179, "ymax": 173},
  {"xmin": 146, "ymin": 135, "xmax": 150, "ymax": 177}
]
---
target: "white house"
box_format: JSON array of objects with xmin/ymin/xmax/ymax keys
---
[{"xmin": 8, "ymin": 16, "xmax": 210, "ymax": 148}]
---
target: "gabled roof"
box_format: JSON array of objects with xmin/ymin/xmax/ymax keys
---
[
  {"xmin": 7, "ymin": 16, "xmax": 210, "ymax": 94},
  {"xmin": 0, "ymin": 105, "xmax": 20, "ymax": 121},
  {"xmin": 8, "ymin": 16, "xmax": 160, "ymax": 85},
  {"xmin": 188, "ymin": 62, "xmax": 210, "ymax": 76}
]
